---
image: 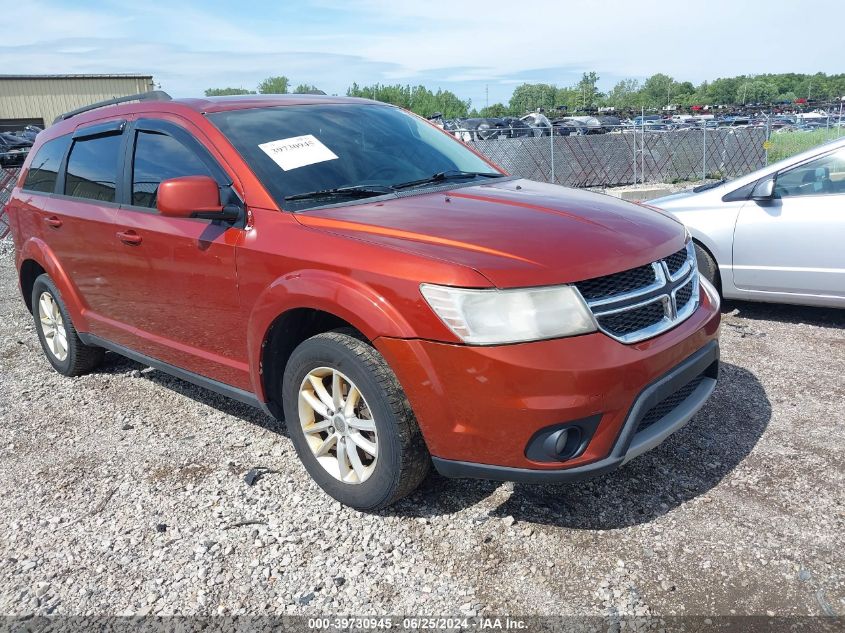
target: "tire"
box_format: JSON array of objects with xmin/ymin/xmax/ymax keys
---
[
  {"xmin": 31, "ymin": 274, "xmax": 104, "ymax": 376},
  {"xmin": 693, "ymin": 242, "xmax": 721, "ymax": 294},
  {"xmin": 282, "ymin": 329, "xmax": 430, "ymax": 510}
]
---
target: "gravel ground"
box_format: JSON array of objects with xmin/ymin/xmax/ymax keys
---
[{"xmin": 0, "ymin": 247, "xmax": 843, "ymax": 619}]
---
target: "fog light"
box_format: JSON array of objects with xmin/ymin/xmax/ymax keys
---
[
  {"xmin": 545, "ymin": 427, "xmax": 583, "ymax": 460},
  {"xmin": 524, "ymin": 415, "xmax": 601, "ymax": 463}
]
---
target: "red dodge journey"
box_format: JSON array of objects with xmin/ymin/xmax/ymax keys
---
[{"xmin": 5, "ymin": 92, "xmax": 720, "ymax": 509}]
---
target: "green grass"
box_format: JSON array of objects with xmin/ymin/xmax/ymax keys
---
[{"xmin": 768, "ymin": 128, "xmax": 844, "ymax": 163}]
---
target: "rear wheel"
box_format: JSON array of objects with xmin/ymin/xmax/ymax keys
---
[
  {"xmin": 693, "ymin": 242, "xmax": 721, "ymax": 294},
  {"xmin": 31, "ymin": 274, "xmax": 104, "ymax": 376},
  {"xmin": 282, "ymin": 330, "xmax": 430, "ymax": 510}
]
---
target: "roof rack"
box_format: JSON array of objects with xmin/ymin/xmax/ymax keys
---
[{"xmin": 53, "ymin": 90, "xmax": 172, "ymax": 124}]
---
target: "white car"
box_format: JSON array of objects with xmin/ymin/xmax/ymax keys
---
[{"xmin": 651, "ymin": 138, "xmax": 845, "ymax": 308}]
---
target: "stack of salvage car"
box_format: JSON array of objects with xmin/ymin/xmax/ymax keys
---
[{"xmin": 0, "ymin": 126, "xmax": 40, "ymax": 167}]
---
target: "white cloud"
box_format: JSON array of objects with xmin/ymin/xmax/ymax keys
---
[{"xmin": 1, "ymin": 0, "xmax": 842, "ymax": 107}]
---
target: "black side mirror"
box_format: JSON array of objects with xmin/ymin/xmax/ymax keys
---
[{"xmin": 751, "ymin": 177, "xmax": 775, "ymax": 201}]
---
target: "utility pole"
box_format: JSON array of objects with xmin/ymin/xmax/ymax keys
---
[{"xmin": 485, "ymin": 84, "xmax": 489, "ymax": 110}]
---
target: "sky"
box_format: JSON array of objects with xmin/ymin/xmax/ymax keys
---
[{"xmin": 2, "ymin": 0, "xmax": 842, "ymax": 108}]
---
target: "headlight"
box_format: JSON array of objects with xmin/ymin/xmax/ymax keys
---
[{"xmin": 420, "ymin": 283, "xmax": 597, "ymax": 345}]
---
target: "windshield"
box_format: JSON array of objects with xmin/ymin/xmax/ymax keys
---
[{"xmin": 208, "ymin": 104, "xmax": 501, "ymax": 211}]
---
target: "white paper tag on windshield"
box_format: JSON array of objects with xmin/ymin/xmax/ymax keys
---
[{"xmin": 258, "ymin": 135, "xmax": 339, "ymax": 171}]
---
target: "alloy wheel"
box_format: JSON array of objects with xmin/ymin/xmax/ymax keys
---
[
  {"xmin": 298, "ymin": 367, "xmax": 379, "ymax": 484},
  {"xmin": 38, "ymin": 291, "xmax": 68, "ymax": 362}
]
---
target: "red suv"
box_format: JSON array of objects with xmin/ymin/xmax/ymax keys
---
[{"xmin": 6, "ymin": 92, "xmax": 720, "ymax": 510}]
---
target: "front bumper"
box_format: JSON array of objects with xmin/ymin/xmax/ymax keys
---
[
  {"xmin": 432, "ymin": 340, "xmax": 718, "ymax": 482},
  {"xmin": 375, "ymin": 283, "xmax": 721, "ymax": 477}
]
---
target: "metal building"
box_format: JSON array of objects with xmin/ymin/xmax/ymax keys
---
[{"xmin": 0, "ymin": 74, "xmax": 154, "ymax": 131}]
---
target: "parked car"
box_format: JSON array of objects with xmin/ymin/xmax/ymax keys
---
[
  {"xmin": 519, "ymin": 111, "xmax": 553, "ymax": 136},
  {"xmin": 566, "ymin": 115, "xmax": 604, "ymax": 134},
  {"xmin": 597, "ymin": 115, "xmax": 622, "ymax": 132},
  {"xmin": 19, "ymin": 125, "xmax": 43, "ymax": 143},
  {"xmin": 551, "ymin": 117, "xmax": 586, "ymax": 136},
  {"xmin": 450, "ymin": 117, "xmax": 508, "ymax": 141},
  {"xmin": 500, "ymin": 116, "xmax": 534, "ymax": 138},
  {"xmin": 651, "ymin": 137, "xmax": 845, "ymax": 308},
  {"xmin": 5, "ymin": 92, "xmax": 721, "ymax": 509},
  {"xmin": 443, "ymin": 117, "xmax": 533, "ymax": 141},
  {"xmin": 632, "ymin": 115, "xmax": 661, "ymax": 127},
  {"xmin": 0, "ymin": 133, "xmax": 31, "ymax": 167}
]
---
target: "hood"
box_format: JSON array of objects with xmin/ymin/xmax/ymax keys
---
[{"xmin": 294, "ymin": 179, "xmax": 686, "ymax": 288}]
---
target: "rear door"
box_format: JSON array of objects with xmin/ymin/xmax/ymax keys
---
[
  {"xmin": 26, "ymin": 122, "xmax": 127, "ymax": 331},
  {"xmin": 105, "ymin": 118, "xmax": 248, "ymax": 389},
  {"xmin": 732, "ymin": 146, "xmax": 845, "ymax": 299}
]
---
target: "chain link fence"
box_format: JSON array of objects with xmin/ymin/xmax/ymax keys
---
[
  {"xmin": 0, "ymin": 123, "xmax": 804, "ymax": 245},
  {"xmin": 459, "ymin": 126, "xmax": 768, "ymax": 188},
  {"xmin": 0, "ymin": 168, "xmax": 18, "ymax": 241}
]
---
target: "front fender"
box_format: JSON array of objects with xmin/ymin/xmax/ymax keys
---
[
  {"xmin": 17, "ymin": 237, "xmax": 89, "ymax": 330},
  {"xmin": 246, "ymin": 269, "xmax": 416, "ymax": 400}
]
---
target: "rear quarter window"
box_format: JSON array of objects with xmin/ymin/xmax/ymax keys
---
[{"xmin": 22, "ymin": 135, "xmax": 72, "ymax": 193}]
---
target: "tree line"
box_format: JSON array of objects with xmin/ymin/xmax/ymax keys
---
[
  {"xmin": 204, "ymin": 76, "xmax": 319, "ymax": 97},
  {"xmin": 206, "ymin": 72, "xmax": 845, "ymax": 119},
  {"xmin": 204, "ymin": 77, "xmax": 471, "ymax": 119},
  {"xmin": 482, "ymin": 72, "xmax": 845, "ymax": 118}
]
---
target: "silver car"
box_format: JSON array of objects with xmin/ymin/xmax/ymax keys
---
[{"xmin": 651, "ymin": 137, "xmax": 845, "ymax": 308}]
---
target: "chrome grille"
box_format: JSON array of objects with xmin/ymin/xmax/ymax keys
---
[
  {"xmin": 574, "ymin": 242, "xmax": 700, "ymax": 344},
  {"xmin": 598, "ymin": 300, "xmax": 665, "ymax": 337},
  {"xmin": 663, "ymin": 248, "xmax": 688, "ymax": 276},
  {"xmin": 575, "ymin": 264, "xmax": 656, "ymax": 302},
  {"xmin": 674, "ymin": 277, "xmax": 694, "ymax": 310}
]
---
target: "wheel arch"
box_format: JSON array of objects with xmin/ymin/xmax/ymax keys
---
[
  {"xmin": 18, "ymin": 258, "xmax": 46, "ymax": 313},
  {"xmin": 259, "ymin": 308, "xmax": 364, "ymax": 417},
  {"xmin": 247, "ymin": 269, "xmax": 416, "ymax": 408},
  {"xmin": 17, "ymin": 238, "xmax": 88, "ymax": 328},
  {"xmin": 691, "ymin": 236, "xmax": 722, "ymax": 292}
]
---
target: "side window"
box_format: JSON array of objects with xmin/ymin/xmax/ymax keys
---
[
  {"xmin": 22, "ymin": 135, "xmax": 71, "ymax": 193},
  {"xmin": 64, "ymin": 134, "xmax": 123, "ymax": 202},
  {"xmin": 132, "ymin": 130, "xmax": 213, "ymax": 208},
  {"xmin": 775, "ymin": 149, "xmax": 845, "ymax": 199}
]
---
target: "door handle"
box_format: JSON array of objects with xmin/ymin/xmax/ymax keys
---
[
  {"xmin": 44, "ymin": 216, "xmax": 63, "ymax": 228},
  {"xmin": 116, "ymin": 229, "xmax": 142, "ymax": 246}
]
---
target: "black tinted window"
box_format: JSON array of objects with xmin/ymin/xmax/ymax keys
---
[
  {"xmin": 209, "ymin": 104, "xmax": 496, "ymax": 211},
  {"xmin": 23, "ymin": 135, "xmax": 71, "ymax": 193},
  {"xmin": 64, "ymin": 134, "xmax": 122, "ymax": 202},
  {"xmin": 132, "ymin": 131, "xmax": 213, "ymax": 208}
]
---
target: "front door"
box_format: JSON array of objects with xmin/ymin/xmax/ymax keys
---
[
  {"xmin": 733, "ymin": 146, "xmax": 845, "ymax": 299},
  {"xmin": 106, "ymin": 118, "xmax": 249, "ymax": 389}
]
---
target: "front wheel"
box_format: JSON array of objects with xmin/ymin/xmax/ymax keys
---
[
  {"xmin": 693, "ymin": 243, "xmax": 721, "ymax": 294},
  {"xmin": 282, "ymin": 330, "xmax": 430, "ymax": 510}
]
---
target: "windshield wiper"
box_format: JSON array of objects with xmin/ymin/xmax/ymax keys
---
[
  {"xmin": 285, "ymin": 184, "xmax": 396, "ymax": 202},
  {"xmin": 692, "ymin": 179, "xmax": 727, "ymax": 193},
  {"xmin": 392, "ymin": 170, "xmax": 505, "ymax": 190}
]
